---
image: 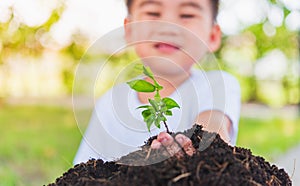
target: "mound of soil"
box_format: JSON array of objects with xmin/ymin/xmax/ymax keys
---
[{"xmin": 49, "ymin": 125, "xmax": 291, "ymax": 186}]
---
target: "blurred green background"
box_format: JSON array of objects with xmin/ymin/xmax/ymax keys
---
[{"xmin": 0, "ymin": 0, "xmax": 299, "ymax": 185}]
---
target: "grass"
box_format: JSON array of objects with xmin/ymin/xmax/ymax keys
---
[
  {"xmin": 0, "ymin": 104, "xmax": 299, "ymax": 185},
  {"xmin": 0, "ymin": 104, "xmax": 85, "ymax": 186},
  {"xmin": 237, "ymin": 116, "xmax": 300, "ymax": 162}
]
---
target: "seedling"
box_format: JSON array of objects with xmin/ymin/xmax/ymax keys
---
[{"xmin": 127, "ymin": 66, "xmax": 180, "ymax": 133}]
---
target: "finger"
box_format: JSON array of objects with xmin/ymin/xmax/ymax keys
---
[
  {"xmin": 174, "ymin": 134, "xmax": 190, "ymax": 146},
  {"xmin": 157, "ymin": 132, "xmax": 181, "ymax": 156},
  {"xmin": 157, "ymin": 132, "xmax": 174, "ymax": 146},
  {"xmin": 150, "ymin": 139, "xmax": 161, "ymax": 149},
  {"xmin": 175, "ymin": 134, "xmax": 195, "ymax": 156}
]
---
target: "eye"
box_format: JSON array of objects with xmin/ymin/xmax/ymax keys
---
[
  {"xmin": 146, "ymin": 12, "xmax": 160, "ymax": 17},
  {"xmin": 180, "ymin": 14, "xmax": 195, "ymax": 19}
]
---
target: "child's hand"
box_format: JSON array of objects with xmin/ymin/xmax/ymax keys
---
[{"xmin": 151, "ymin": 132, "xmax": 195, "ymax": 157}]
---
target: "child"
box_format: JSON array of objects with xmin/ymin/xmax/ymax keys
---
[{"xmin": 74, "ymin": 0, "xmax": 241, "ymax": 164}]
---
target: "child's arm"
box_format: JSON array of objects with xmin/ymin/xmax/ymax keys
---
[{"xmin": 195, "ymin": 110, "xmax": 232, "ymax": 144}]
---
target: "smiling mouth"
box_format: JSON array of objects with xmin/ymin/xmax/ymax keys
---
[{"xmin": 154, "ymin": 42, "xmax": 180, "ymax": 53}]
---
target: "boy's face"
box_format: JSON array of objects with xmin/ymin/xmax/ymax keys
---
[{"xmin": 124, "ymin": 0, "xmax": 221, "ymax": 76}]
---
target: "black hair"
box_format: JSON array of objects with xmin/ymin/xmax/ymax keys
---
[{"xmin": 125, "ymin": 0, "xmax": 219, "ymax": 21}]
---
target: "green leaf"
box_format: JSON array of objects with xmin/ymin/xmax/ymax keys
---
[
  {"xmin": 149, "ymin": 99, "xmax": 159, "ymax": 112},
  {"xmin": 143, "ymin": 66, "xmax": 154, "ymax": 80},
  {"xmin": 158, "ymin": 115, "xmax": 167, "ymax": 121},
  {"xmin": 154, "ymin": 94, "xmax": 161, "ymax": 102},
  {"xmin": 146, "ymin": 115, "xmax": 155, "ymax": 131},
  {"xmin": 127, "ymin": 80, "xmax": 156, "ymax": 92},
  {"xmin": 165, "ymin": 110, "xmax": 173, "ymax": 116},
  {"xmin": 157, "ymin": 85, "xmax": 163, "ymax": 91},
  {"xmin": 143, "ymin": 66, "xmax": 162, "ymax": 88},
  {"xmin": 162, "ymin": 98, "xmax": 180, "ymax": 109},
  {"xmin": 161, "ymin": 106, "xmax": 168, "ymax": 112},
  {"xmin": 141, "ymin": 109, "xmax": 151, "ymax": 119},
  {"xmin": 149, "ymin": 107, "xmax": 156, "ymax": 114},
  {"xmin": 154, "ymin": 118, "xmax": 161, "ymax": 128},
  {"xmin": 137, "ymin": 105, "xmax": 151, "ymax": 109}
]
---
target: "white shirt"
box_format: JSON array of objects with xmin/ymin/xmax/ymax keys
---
[{"xmin": 73, "ymin": 69, "xmax": 241, "ymax": 164}]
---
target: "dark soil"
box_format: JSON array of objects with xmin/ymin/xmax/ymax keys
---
[{"xmin": 49, "ymin": 125, "xmax": 292, "ymax": 186}]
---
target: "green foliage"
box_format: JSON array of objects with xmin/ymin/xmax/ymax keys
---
[
  {"xmin": 0, "ymin": 0, "xmax": 298, "ymax": 106},
  {"xmin": 237, "ymin": 116, "xmax": 300, "ymax": 161},
  {"xmin": 62, "ymin": 68, "xmax": 75, "ymax": 94},
  {"xmin": 246, "ymin": 24, "xmax": 298, "ymax": 59},
  {"xmin": 0, "ymin": 6, "xmax": 64, "ymax": 59},
  {"xmin": 127, "ymin": 66, "xmax": 180, "ymax": 132},
  {"xmin": 0, "ymin": 104, "xmax": 82, "ymax": 186}
]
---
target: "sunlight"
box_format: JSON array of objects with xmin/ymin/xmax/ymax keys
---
[
  {"xmin": 254, "ymin": 49, "xmax": 288, "ymax": 81},
  {"xmin": 50, "ymin": 0, "xmax": 126, "ymax": 47},
  {"xmin": 1, "ymin": 0, "xmax": 298, "ymax": 43},
  {"xmin": 218, "ymin": 0, "xmax": 269, "ymax": 35},
  {"xmin": 280, "ymin": 0, "xmax": 300, "ymax": 10},
  {"xmin": 285, "ymin": 11, "xmax": 300, "ymax": 31},
  {"xmin": 12, "ymin": 0, "xmax": 59, "ymax": 27},
  {"xmin": 268, "ymin": 4, "xmax": 284, "ymax": 27},
  {"xmin": 0, "ymin": 0, "xmax": 12, "ymax": 23}
]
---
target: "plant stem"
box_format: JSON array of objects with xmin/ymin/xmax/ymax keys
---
[{"xmin": 163, "ymin": 121, "xmax": 170, "ymax": 133}]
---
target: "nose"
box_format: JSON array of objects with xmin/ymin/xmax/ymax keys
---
[
  {"xmin": 156, "ymin": 21, "xmax": 181, "ymax": 37},
  {"xmin": 155, "ymin": 11, "xmax": 182, "ymax": 36}
]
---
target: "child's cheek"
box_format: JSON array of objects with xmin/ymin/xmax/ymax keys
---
[
  {"xmin": 183, "ymin": 36, "xmax": 209, "ymax": 61},
  {"xmin": 134, "ymin": 43, "xmax": 152, "ymax": 58},
  {"xmin": 127, "ymin": 22, "xmax": 154, "ymax": 43}
]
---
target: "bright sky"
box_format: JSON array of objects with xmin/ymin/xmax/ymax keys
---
[{"xmin": 0, "ymin": 0, "xmax": 300, "ymax": 47}]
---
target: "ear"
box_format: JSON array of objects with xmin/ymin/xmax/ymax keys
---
[
  {"xmin": 208, "ymin": 24, "xmax": 222, "ymax": 52},
  {"xmin": 124, "ymin": 17, "xmax": 132, "ymax": 43}
]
